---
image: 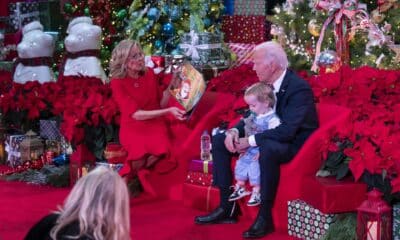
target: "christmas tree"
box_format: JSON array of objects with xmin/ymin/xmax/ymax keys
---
[
  {"xmin": 62, "ymin": 0, "xmax": 132, "ymax": 71},
  {"xmin": 269, "ymin": 0, "xmax": 400, "ymax": 72},
  {"xmin": 125, "ymin": 0, "xmax": 224, "ymax": 55}
]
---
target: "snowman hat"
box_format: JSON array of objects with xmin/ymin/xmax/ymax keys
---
[
  {"xmin": 22, "ymin": 21, "xmax": 43, "ymax": 35},
  {"xmin": 67, "ymin": 16, "xmax": 93, "ymax": 34}
]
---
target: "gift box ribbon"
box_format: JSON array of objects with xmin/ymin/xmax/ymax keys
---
[
  {"xmin": 203, "ymin": 160, "xmax": 211, "ymax": 173},
  {"xmin": 311, "ymin": 0, "xmax": 368, "ymax": 72},
  {"xmin": 206, "ymin": 185, "xmax": 212, "ymax": 211},
  {"xmin": 180, "ymin": 30, "xmax": 222, "ymax": 60}
]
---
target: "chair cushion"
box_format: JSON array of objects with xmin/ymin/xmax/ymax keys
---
[{"xmin": 301, "ymin": 176, "xmax": 367, "ymax": 213}]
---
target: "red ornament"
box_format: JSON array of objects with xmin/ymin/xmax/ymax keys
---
[
  {"xmin": 45, "ymin": 151, "xmax": 55, "ymax": 164},
  {"xmin": 356, "ymin": 189, "xmax": 392, "ymax": 240},
  {"xmin": 24, "ymin": 160, "xmax": 32, "ymax": 168},
  {"xmin": 103, "ymin": 35, "xmax": 112, "ymax": 46},
  {"xmin": 16, "ymin": 165, "xmax": 25, "ymax": 173}
]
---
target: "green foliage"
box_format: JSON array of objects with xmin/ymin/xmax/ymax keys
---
[
  {"xmin": 321, "ymin": 213, "xmax": 357, "ymax": 240},
  {"xmin": 63, "ymin": 0, "xmax": 133, "ymax": 72},
  {"xmin": 318, "ymin": 138, "xmax": 353, "ymax": 180},
  {"xmin": 270, "ymin": 0, "xmax": 400, "ymax": 71},
  {"xmin": 126, "ymin": 0, "xmax": 224, "ymax": 55}
]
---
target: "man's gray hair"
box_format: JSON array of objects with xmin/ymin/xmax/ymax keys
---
[{"xmin": 254, "ymin": 41, "xmax": 289, "ymax": 69}]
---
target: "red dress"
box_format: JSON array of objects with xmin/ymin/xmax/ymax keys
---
[{"xmin": 110, "ymin": 68, "xmax": 172, "ymax": 176}]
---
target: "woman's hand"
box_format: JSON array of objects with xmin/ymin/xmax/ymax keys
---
[{"xmin": 169, "ymin": 107, "xmax": 186, "ymax": 120}]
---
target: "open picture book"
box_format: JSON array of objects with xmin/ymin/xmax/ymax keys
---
[{"xmin": 169, "ymin": 62, "xmax": 206, "ymax": 113}]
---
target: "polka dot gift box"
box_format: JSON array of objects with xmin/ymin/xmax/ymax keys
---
[
  {"xmin": 288, "ymin": 199, "xmax": 337, "ymax": 240},
  {"xmin": 222, "ymin": 15, "xmax": 267, "ymax": 44},
  {"xmin": 394, "ymin": 203, "xmax": 400, "ymax": 240}
]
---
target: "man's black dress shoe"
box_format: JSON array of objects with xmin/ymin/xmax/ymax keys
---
[
  {"xmin": 242, "ymin": 216, "xmax": 274, "ymax": 239},
  {"xmin": 194, "ymin": 203, "xmax": 239, "ymax": 225}
]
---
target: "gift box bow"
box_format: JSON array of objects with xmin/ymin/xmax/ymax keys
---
[{"xmin": 179, "ymin": 30, "xmax": 222, "ymax": 60}]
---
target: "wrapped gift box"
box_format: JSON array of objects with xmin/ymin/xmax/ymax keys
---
[
  {"xmin": 288, "ymin": 199, "xmax": 337, "ymax": 240},
  {"xmin": 104, "ymin": 142, "xmax": 127, "ymax": 164},
  {"xmin": 0, "ymin": 61, "xmax": 14, "ymax": 72},
  {"xmin": 223, "ymin": 0, "xmax": 234, "ymax": 15},
  {"xmin": 394, "ymin": 203, "xmax": 400, "ymax": 240},
  {"xmin": 186, "ymin": 171, "xmax": 213, "ymax": 186},
  {"xmin": 183, "ymin": 183, "xmax": 219, "ymax": 212},
  {"xmin": 4, "ymin": 134, "xmax": 26, "ymax": 167},
  {"xmin": 8, "ymin": 1, "xmax": 40, "ymax": 32},
  {"xmin": 234, "ymin": 0, "xmax": 266, "ymax": 16},
  {"xmin": 179, "ymin": 31, "xmax": 230, "ymax": 68},
  {"xmin": 227, "ymin": 43, "xmax": 255, "ymax": 67},
  {"xmin": 188, "ymin": 159, "xmax": 213, "ymax": 174},
  {"xmin": 3, "ymin": 32, "xmax": 21, "ymax": 60},
  {"xmin": 40, "ymin": 119, "xmax": 62, "ymax": 140},
  {"xmin": 222, "ymin": 16, "xmax": 267, "ymax": 44},
  {"xmin": 301, "ymin": 176, "xmax": 367, "ymax": 213}
]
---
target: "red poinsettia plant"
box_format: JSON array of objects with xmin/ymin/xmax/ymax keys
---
[
  {"xmin": 0, "ymin": 73, "xmax": 119, "ymax": 159},
  {"xmin": 306, "ymin": 66, "xmax": 400, "ymax": 195}
]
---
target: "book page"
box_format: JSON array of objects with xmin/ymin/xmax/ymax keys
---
[{"xmin": 169, "ymin": 63, "xmax": 206, "ymax": 112}]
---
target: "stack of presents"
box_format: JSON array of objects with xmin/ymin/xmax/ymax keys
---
[
  {"xmin": 1, "ymin": 119, "xmax": 68, "ymax": 170},
  {"xmin": 0, "ymin": 0, "xmax": 65, "ymax": 71},
  {"xmin": 178, "ymin": 0, "xmax": 271, "ymax": 81},
  {"xmin": 0, "ymin": 118, "xmax": 125, "ymax": 186},
  {"xmin": 183, "ymin": 156, "xmax": 218, "ymax": 212},
  {"xmin": 222, "ymin": 0, "xmax": 271, "ymax": 68}
]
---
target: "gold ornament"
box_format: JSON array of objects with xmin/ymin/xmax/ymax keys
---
[
  {"xmin": 371, "ymin": 9, "xmax": 385, "ymax": 23},
  {"xmin": 307, "ymin": 19, "xmax": 321, "ymax": 37},
  {"xmin": 388, "ymin": 44, "xmax": 400, "ymax": 63},
  {"xmin": 151, "ymin": 23, "xmax": 162, "ymax": 35},
  {"xmin": 210, "ymin": 3, "xmax": 221, "ymax": 18}
]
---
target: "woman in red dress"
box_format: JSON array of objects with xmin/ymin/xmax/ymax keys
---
[{"xmin": 109, "ymin": 40, "xmax": 186, "ymax": 178}]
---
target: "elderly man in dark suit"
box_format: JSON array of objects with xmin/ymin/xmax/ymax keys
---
[{"xmin": 195, "ymin": 41, "xmax": 319, "ymax": 238}]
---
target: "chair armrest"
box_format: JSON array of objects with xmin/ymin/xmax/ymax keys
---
[{"xmin": 281, "ymin": 104, "xmax": 351, "ymax": 177}]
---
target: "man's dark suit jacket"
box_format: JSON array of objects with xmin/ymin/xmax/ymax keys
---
[{"xmin": 236, "ymin": 69, "xmax": 319, "ymax": 157}]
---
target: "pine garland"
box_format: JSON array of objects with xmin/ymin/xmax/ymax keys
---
[
  {"xmin": 322, "ymin": 213, "xmax": 357, "ymax": 240},
  {"xmin": 5, "ymin": 165, "xmax": 70, "ymax": 188}
]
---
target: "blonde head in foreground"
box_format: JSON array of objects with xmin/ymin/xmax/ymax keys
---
[{"xmin": 50, "ymin": 166, "xmax": 130, "ymax": 240}]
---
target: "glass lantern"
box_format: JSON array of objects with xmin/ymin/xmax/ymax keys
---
[
  {"xmin": 20, "ymin": 130, "xmax": 44, "ymax": 162},
  {"xmin": 356, "ymin": 189, "xmax": 392, "ymax": 240},
  {"xmin": 69, "ymin": 144, "xmax": 95, "ymax": 186}
]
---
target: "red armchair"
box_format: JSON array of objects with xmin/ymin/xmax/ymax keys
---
[
  {"xmin": 272, "ymin": 103, "xmax": 366, "ymax": 232},
  {"xmin": 138, "ymin": 94, "xmax": 366, "ymax": 234}
]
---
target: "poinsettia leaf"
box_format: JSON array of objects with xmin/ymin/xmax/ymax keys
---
[
  {"xmin": 336, "ymin": 164, "xmax": 349, "ymax": 180},
  {"xmin": 325, "ymin": 151, "xmax": 345, "ymax": 169}
]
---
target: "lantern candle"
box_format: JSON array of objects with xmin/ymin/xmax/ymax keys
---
[
  {"xmin": 357, "ymin": 189, "xmax": 392, "ymax": 240},
  {"xmin": 367, "ymin": 221, "xmax": 378, "ymax": 240}
]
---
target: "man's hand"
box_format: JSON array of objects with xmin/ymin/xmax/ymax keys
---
[
  {"xmin": 236, "ymin": 137, "xmax": 250, "ymax": 153},
  {"xmin": 224, "ymin": 129, "xmax": 239, "ymax": 153}
]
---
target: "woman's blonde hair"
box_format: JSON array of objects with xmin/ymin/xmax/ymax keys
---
[
  {"xmin": 245, "ymin": 82, "xmax": 276, "ymax": 108},
  {"xmin": 50, "ymin": 166, "xmax": 130, "ymax": 240},
  {"xmin": 109, "ymin": 39, "xmax": 142, "ymax": 78}
]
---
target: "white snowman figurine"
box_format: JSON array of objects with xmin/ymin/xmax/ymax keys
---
[
  {"xmin": 13, "ymin": 21, "xmax": 55, "ymax": 84},
  {"xmin": 62, "ymin": 16, "xmax": 107, "ymax": 83}
]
